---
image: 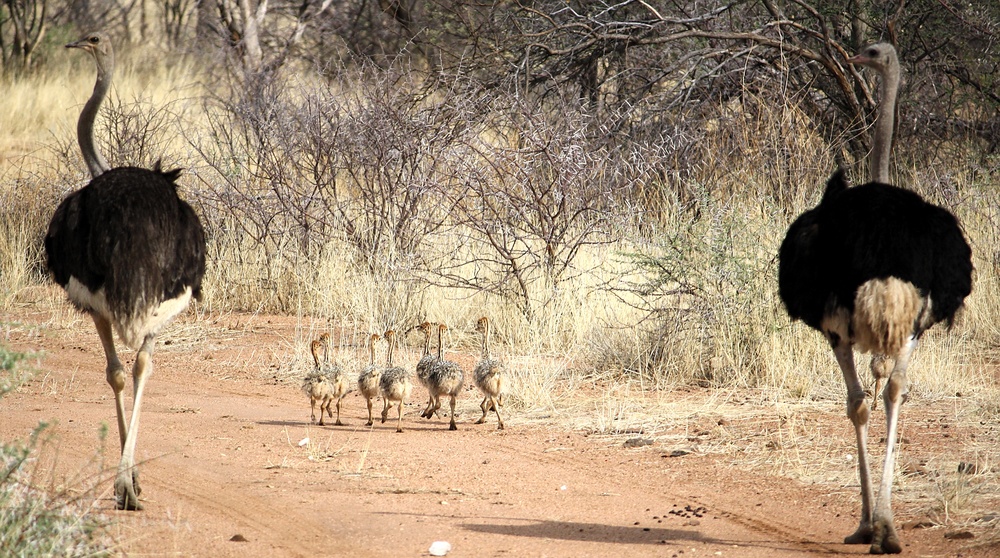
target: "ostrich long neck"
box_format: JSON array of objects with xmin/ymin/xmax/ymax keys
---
[
  {"xmin": 871, "ymin": 60, "xmax": 900, "ymax": 184},
  {"xmin": 311, "ymin": 343, "xmax": 321, "ymax": 369},
  {"xmin": 369, "ymin": 338, "xmax": 377, "ymax": 366},
  {"xmin": 482, "ymin": 323, "xmax": 492, "ymax": 360},
  {"xmin": 79, "ymin": 55, "xmax": 113, "ymax": 178},
  {"xmin": 437, "ymin": 328, "xmax": 444, "ymax": 360},
  {"xmin": 423, "ymin": 329, "xmax": 431, "ymax": 356},
  {"xmin": 387, "ymin": 335, "xmax": 395, "ymax": 366}
]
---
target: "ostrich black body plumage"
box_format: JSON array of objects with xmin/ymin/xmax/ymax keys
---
[
  {"xmin": 778, "ymin": 43, "xmax": 972, "ymax": 555},
  {"xmin": 46, "ymin": 165, "xmax": 206, "ymax": 345},
  {"xmin": 779, "ymin": 170, "xmax": 971, "ymax": 337},
  {"xmin": 46, "ymin": 31, "xmax": 207, "ymax": 511}
]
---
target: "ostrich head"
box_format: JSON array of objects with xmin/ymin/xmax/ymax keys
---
[
  {"xmin": 66, "ymin": 32, "xmax": 114, "ymax": 77},
  {"xmin": 847, "ymin": 43, "xmax": 898, "ymax": 76}
]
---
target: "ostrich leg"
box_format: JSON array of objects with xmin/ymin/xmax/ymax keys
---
[
  {"xmin": 113, "ymin": 334, "xmax": 156, "ymax": 510},
  {"xmin": 870, "ymin": 338, "xmax": 915, "ymax": 554},
  {"xmin": 94, "ymin": 315, "xmax": 127, "ymax": 450},
  {"xmin": 831, "ymin": 340, "xmax": 876, "ymax": 545}
]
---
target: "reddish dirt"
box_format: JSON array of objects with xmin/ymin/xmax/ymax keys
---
[{"xmin": 1, "ymin": 297, "xmax": 997, "ymax": 557}]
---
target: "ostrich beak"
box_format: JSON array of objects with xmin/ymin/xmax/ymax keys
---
[
  {"xmin": 66, "ymin": 33, "xmax": 102, "ymax": 51},
  {"xmin": 846, "ymin": 54, "xmax": 865, "ymax": 65}
]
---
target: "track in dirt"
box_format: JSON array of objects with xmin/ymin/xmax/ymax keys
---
[{"xmin": 1, "ymin": 304, "xmax": 995, "ymax": 557}]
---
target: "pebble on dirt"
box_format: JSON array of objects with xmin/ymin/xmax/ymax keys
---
[{"xmin": 428, "ymin": 540, "xmax": 452, "ymax": 556}]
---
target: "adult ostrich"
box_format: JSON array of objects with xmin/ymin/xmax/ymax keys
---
[
  {"xmin": 778, "ymin": 43, "xmax": 972, "ymax": 554},
  {"xmin": 45, "ymin": 32, "xmax": 206, "ymax": 510}
]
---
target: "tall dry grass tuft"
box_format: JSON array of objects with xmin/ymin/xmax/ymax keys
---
[{"xmin": 0, "ymin": 174, "xmax": 62, "ymax": 307}]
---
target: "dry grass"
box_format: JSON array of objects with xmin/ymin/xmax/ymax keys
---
[
  {"xmin": 5, "ymin": 46, "xmax": 999, "ymax": 397},
  {"xmin": 3, "ymin": 40, "xmax": 1000, "ymax": 544}
]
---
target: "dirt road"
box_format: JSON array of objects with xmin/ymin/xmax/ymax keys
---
[{"xmin": 1, "ymin": 301, "xmax": 995, "ymax": 557}]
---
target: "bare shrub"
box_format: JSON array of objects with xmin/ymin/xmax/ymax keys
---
[
  {"xmin": 99, "ymin": 93, "xmax": 186, "ymax": 169},
  {"xmin": 48, "ymin": 87, "xmax": 188, "ymax": 184},
  {"xmin": 434, "ymin": 95, "xmax": 635, "ymax": 321},
  {"xmin": 189, "ymin": 62, "xmax": 465, "ymax": 320},
  {"xmin": 0, "ymin": 172, "xmax": 58, "ymax": 305}
]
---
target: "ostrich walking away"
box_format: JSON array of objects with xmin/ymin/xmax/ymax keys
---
[
  {"xmin": 473, "ymin": 316, "xmax": 505, "ymax": 429},
  {"xmin": 357, "ymin": 333, "xmax": 382, "ymax": 427},
  {"xmin": 379, "ymin": 330, "xmax": 412, "ymax": 432},
  {"xmin": 778, "ymin": 43, "xmax": 972, "ymax": 554},
  {"xmin": 422, "ymin": 324, "xmax": 464, "ymax": 431},
  {"xmin": 45, "ymin": 32, "xmax": 206, "ymax": 510}
]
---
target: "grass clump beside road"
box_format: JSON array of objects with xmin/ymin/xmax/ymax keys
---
[{"xmin": 0, "ymin": 344, "xmax": 111, "ymax": 557}]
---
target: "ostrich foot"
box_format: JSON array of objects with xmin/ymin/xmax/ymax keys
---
[
  {"xmin": 844, "ymin": 523, "xmax": 873, "ymax": 545},
  {"xmin": 475, "ymin": 417, "xmax": 486, "ymax": 424},
  {"xmin": 870, "ymin": 520, "xmax": 902, "ymax": 554},
  {"xmin": 115, "ymin": 469, "xmax": 143, "ymax": 511},
  {"xmin": 449, "ymin": 422, "xmax": 458, "ymax": 431}
]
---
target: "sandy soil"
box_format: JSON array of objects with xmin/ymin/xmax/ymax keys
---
[{"xmin": 1, "ymin": 296, "xmax": 997, "ymax": 557}]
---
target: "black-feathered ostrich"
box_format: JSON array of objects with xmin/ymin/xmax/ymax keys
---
[
  {"xmin": 779, "ymin": 43, "xmax": 973, "ymax": 554},
  {"xmin": 45, "ymin": 32, "xmax": 206, "ymax": 510}
]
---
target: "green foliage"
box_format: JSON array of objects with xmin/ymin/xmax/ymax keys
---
[
  {"xmin": 0, "ymin": 344, "xmax": 28, "ymax": 396},
  {"xmin": 0, "ymin": 345, "xmax": 111, "ymax": 557},
  {"xmin": 611, "ymin": 188, "xmax": 785, "ymax": 386}
]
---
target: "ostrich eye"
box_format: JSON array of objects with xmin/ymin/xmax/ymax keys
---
[
  {"xmin": 866, "ymin": 48, "xmax": 879, "ymax": 58},
  {"xmin": 89, "ymin": 36, "xmax": 100, "ymax": 44}
]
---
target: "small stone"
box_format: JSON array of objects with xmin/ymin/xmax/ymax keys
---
[
  {"xmin": 429, "ymin": 541, "xmax": 452, "ymax": 556},
  {"xmin": 229, "ymin": 534, "xmax": 248, "ymax": 542}
]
